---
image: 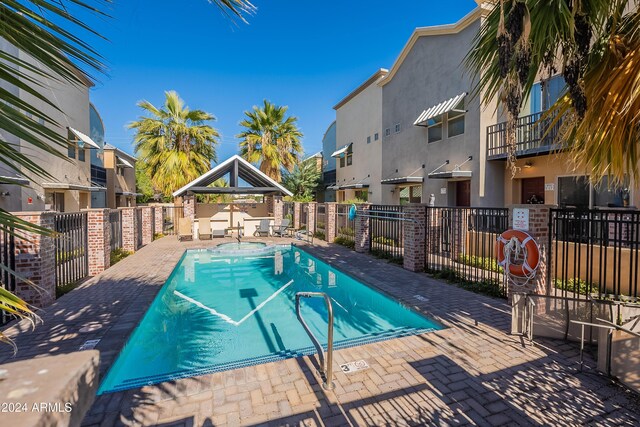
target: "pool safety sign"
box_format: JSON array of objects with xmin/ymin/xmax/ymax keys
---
[
  {"xmin": 513, "ymin": 208, "xmax": 530, "ymax": 231},
  {"xmin": 340, "ymin": 360, "xmax": 370, "ymax": 374}
]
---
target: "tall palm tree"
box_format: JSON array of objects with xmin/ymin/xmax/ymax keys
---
[
  {"xmin": 0, "ymin": 0, "xmax": 253, "ymax": 347},
  {"xmin": 466, "ymin": 0, "xmax": 639, "ymax": 185},
  {"xmin": 129, "ymin": 91, "xmax": 220, "ymax": 197},
  {"xmin": 237, "ymin": 100, "xmax": 303, "ymax": 182}
]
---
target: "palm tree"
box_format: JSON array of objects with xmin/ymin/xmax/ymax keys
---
[
  {"xmin": 0, "ymin": 0, "xmax": 253, "ymax": 347},
  {"xmin": 129, "ymin": 91, "xmax": 220, "ymax": 197},
  {"xmin": 466, "ymin": 0, "xmax": 639, "ymax": 185},
  {"xmin": 282, "ymin": 157, "xmax": 321, "ymax": 201},
  {"xmin": 237, "ymin": 100, "xmax": 303, "ymax": 182}
]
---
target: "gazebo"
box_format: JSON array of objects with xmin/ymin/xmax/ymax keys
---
[{"xmin": 172, "ymin": 155, "xmax": 292, "ymax": 237}]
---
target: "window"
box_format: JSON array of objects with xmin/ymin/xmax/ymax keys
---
[
  {"xmin": 531, "ymin": 75, "xmax": 566, "ymax": 114},
  {"xmin": 395, "ymin": 123, "xmax": 401, "ymax": 133},
  {"xmin": 346, "ymin": 152, "xmax": 352, "ymax": 166},
  {"xmin": 339, "ymin": 157, "xmax": 345, "ymax": 168},
  {"xmin": 67, "ymin": 143, "xmax": 76, "ymax": 159},
  {"xmin": 355, "ymin": 190, "xmax": 368, "ymax": 202},
  {"xmin": 367, "ymin": 136, "xmax": 371, "ymax": 144},
  {"xmin": 385, "ymin": 128, "xmax": 391, "ymax": 137},
  {"xmin": 593, "ymin": 176, "xmax": 629, "ymax": 208},
  {"xmin": 427, "ymin": 116, "xmax": 443, "ymax": 143},
  {"xmin": 399, "ymin": 185, "xmax": 422, "ymax": 205},
  {"xmin": 447, "ymin": 100, "xmax": 465, "ymax": 138},
  {"xmin": 78, "ymin": 147, "xmax": 85, "ymax": 162},
  {"xmin": 45, "ymin": 192, "xmax": 65, "ymax": 212},
  {"xmin": 558, "ymin": 176, "xmax": 590, "ymax": 208},
  {"xmin": 374, "ymin": 133, "xmax": 379, "ymax": 141}
]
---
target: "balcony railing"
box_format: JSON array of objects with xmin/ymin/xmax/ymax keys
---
[{"xmin": 487, "ymin": 110, "xmax": 562, "ymax": 160}]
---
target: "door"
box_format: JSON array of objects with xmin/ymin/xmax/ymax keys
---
[
  {"xmin": 455, "ymin": 181, "xmax": 470, "ymax": 207},
  {"xmin": 521, "ymin": 177, "xmax": 545, "ymax": 204}
]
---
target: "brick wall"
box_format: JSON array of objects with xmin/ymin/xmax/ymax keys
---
[
  {"xmin": 273, "ymin": 196, "xmax": 283, "ymax": 225},
  {"xmin": 154, "ymin": 207, "xmax": 163, "ymax": 235},
  {"xmin": 120, "ymin": 207, "xmax": 138, "ymax": 252},
  {"xmin": 355, "ymin": 204, "xmax": 371, "ymax": 253},
  {"xmin": 141, "ymin": 206, "xmax": 154, "ymax": 246},
  {"xmin": 293, "ymin": 202, "xmax": 302, "ymax": 230},
  {"xmin": 12, "ymin": 212, "xmax": 56, "ymax": 308},
  {"xmin": 307, "ymin": 202, "xmax": 316, "ymax": 235},
  {"xmin": 326, "ymin": 203, "xmax": 337, "ymax": 243},
  {"xmin": 183, "ymin": 196, "xmax": 195, "ymax": 220},
  {"xmin": 86, "ymin": 209, "xmax": 111, "ymax": 276},
  {"xmin": 403, "ymin": 205, "xmax": 427, "ymax": 272}
]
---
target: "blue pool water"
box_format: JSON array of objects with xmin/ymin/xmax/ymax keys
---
[{"xmin": 98, "ymin": 246, "xmax": 442, "ymax": 394}]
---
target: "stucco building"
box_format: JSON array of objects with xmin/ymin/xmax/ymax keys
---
[
  {"xmin": 319, "ymin": 121, "xmax": 337, "ymax": 202},
  {"xmin": 103, "ymin": 144, "xmax": 137, "ymax": 208}
]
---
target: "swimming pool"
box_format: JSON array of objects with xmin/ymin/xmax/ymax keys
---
[{"xmin": 98, "ymin": 246, "xmax": 442, "ymax": 394}]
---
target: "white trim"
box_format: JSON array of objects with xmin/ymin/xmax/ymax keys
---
[
  {"xmin": 68, "ymin": 127, "xmax": 100, "ymax": 149},
  {"xmin": 116, "ymin": 156, "xmax": 134, "ymax": 168},
  {"xmin": 171, "ymin": 155, "xmax": 293, "ymax": 197},
  {"xmin": 331, "ymin": 143, "xmax": 352, "ymax": 158}
]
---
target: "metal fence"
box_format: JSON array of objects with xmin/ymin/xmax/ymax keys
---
[
  {"xmin": 0, "ymin": 228, "xmax": 16, "ymax": 325},
  {"xmin": 109, "ymin": 210, "xmax": 122, "ymax": 252},
  {"xmin": 135, "ymin": 208, "xmax": 143, "ymax": 248},
  {"xmin": 369, "ymin": 205, "xmax": 404, "ymax": 261},
  {"xmin": 425, "ymin": 207, "xmax": 509, "ymax": 297},
  {"xmin": 162, "ymin": 206, "xmax": 183, "ymax": 235},
  {"xmin": 283, "ymin": 202, "xmax": 295, "ymax": 225},
  {"xmin": 315, "ymin": 203, "xmax": 326, "ymax": 240},
  {"xmin": 549, "ymin": 208, "xmax": 640, "ymax": 301},
  {"xmin": 335, "ymin": 204, "xmax": 355, "ymax": 246},
  {"xmin": 54, "ymin": 212, "xmax": 88, "ymax": 290},
  {"xmin": 300, "ymin": 204, "xmax": 308, "ymax": 230}
]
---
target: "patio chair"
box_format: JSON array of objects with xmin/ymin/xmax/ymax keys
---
[
  {"xmin": 272, "ymin": 218, "xmax": 290, "ymax": 237},
  {"xmin": 254, "ymin": 219, "xmax": 271, "ymax": 237},
  {"xmin": 178, "ymin": 218, "xmax": 193, "ymax": 241},
  {"xmin": 198, "ymin": 218, "xmax": 212, "ymax": 240}
]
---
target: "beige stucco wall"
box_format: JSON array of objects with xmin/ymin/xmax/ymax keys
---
[
  {"xmin": 335, "ymin": 73, "xmax": 385, "ymax": 204},
  {"xmin": 104, "ymin": 149, "xmax": 137, "ymax": 208}
]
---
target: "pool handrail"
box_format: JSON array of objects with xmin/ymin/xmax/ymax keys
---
[{"xmin": 295, "ymin": 291, "xmax": 335, "ymax": 390}]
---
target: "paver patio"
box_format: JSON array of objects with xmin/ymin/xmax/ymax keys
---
[{"xmin": 1, "ymin": 236, "xmax": 639, "ymax": 426}]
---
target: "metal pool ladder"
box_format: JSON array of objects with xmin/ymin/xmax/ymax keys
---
[{"xmin": 295, "ymin": 291, "xmax": 335, "ymax": 390}]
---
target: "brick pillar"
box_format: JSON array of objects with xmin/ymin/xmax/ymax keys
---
[
  {"xmin": 265, "ymin": 195, "xmax": 274, "ymax": 216},
  {"xmin": 355, "ymin": 204, "xmax": 371, "ymax": 253},
  {"xmin": 120, "ymin": 207, "xmax": 138, "ymax": 252},
  {"xmin": 12, "ymin": 212, "xmax": 56, "ymax": 308},
  {"xmin": 507, "ymin": 205, "xmax": 550, "ymax": 300},
  {"xmin": 326, "ymin": 203, "xmax": 337, "ymax": 243},
  {"xmin": 85, "ymin": 209, "xmax": 111, "ymax": 276},
  {"xmin": 273, "ymin": 196, "xmax": 283, "ymax": 225},
  {"xmin": 183, "ymin": 195, "xmax": 195, "ymax": 221},
  {"xmin": 403, "ymin": 205, "xmax": 427, "ymax": 272},
  {"xmin": 154, "ymin": 206, "xmax": 164, "ymax": 236},
  {"xmin": 141, "ymin": 206, "xmax": 154, "ymax": 245},
  {"xmin": 293, "ymin": 202, "xmax": 302, "ymax": 230},
  {"xmin": 307, "ymin": 202, "xmax": 316, "ymax": 235}
]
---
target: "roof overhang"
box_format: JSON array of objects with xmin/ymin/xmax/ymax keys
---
[
  {"xmin": 68, "ymin": 127, "xmax": 100, "ymax": 149},
  {"xmin": 333, "ymin": 69, "xmax": 389, "ymax": 110},
  {"xmin": 172, "ymin": 155, "xmax": 293, "ymax": 197},
  {"xmin": 0, "ymin": 175, "xmax": 30, "ymax": 185},
  {"xmin": 427, "ymin": 170, "xmax": 472, "ymax": 180},
  {"xmin": 326, "ymin": 183, "xmax": 338, "ymax": 190},
  {"xmin": 116, "ymin": 156, "xmax": 134, "ymax": 168},
  {"xmin": 341, "ymin": 177, "xmax": 370, "ymax": 189},
  {"xmin": 414, "ymin": 93, "xmax": 467, "ymax": 126},
  {"xmin": 381, "ymin": 176, "xmax": 424, "ymax": 185},
  {"xmin": 331, "ymin": 143, "xmax": 352, "ymax": 158},
  {"xmin": 42, "ymin": 182, "xmax": 105, "ymax": 192},
  {"xmin": 116, "ymin": 191, "xmax": 142, "ymax": 196}
]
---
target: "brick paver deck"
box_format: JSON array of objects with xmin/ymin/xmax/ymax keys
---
[{"xmin": 1, "ymin": 236, "xmax": 639, "ymax": 426}]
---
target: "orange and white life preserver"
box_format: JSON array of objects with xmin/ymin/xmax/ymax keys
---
[{"xmin": 496, "ymin": 229, "xmax": 540, "ymax": 278}]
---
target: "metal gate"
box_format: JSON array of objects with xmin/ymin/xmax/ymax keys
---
[
  {"xmin": 0, "ymin": 228, "xmax": 16, "ymax": 325},
  {"xmin": 54, "ymin": 212, "xmax": 89, "ymax": 290}
]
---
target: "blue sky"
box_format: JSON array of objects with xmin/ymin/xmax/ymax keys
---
[{"xmin": 87, "ymin": 0, "xmax": 477, "ymax": 161}]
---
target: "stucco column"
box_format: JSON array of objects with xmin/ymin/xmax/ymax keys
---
[
  {"xmin": 307, "ymin": 202, "xmax": 316, "ymax": 235},
  {"xmin": 506, "ymin": 205, "xmax": 550, "ymax": 301},
  {"xmin": 403, "ymin": 205, "xmax": 426, "ymax": 272},
  {"xmin": 293, "ymin": 202, "xmax": 302, "ymax": 230},
  {"xmin": 355, "ymin": 204, "xmax": 371, "ymax": 253},
  {"xmin": 12, "ymin": 212, "xmax": 56, "ymax": 308},
  {"xmin": 120, "ymin": 207, "xmax": 138, "ymax": 252},
  {"xmin": 326, "ymin": 203, "xmax": 337, "ymax": 243},
  {"xmin": 85, "ymin": 209, "xmax": 111, "ymax": 276}
]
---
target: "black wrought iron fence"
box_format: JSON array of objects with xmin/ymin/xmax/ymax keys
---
[
  {"xmin": 549, "ymin": 208, "xmax": 640, "ymax": 301},
  {"xmin": 315, "ymin": 203, "xmax": 326, "ymax": 240},
  {"xmin": 109, "ymin": 210, "xmax": 122, "ymax": 252},
  {"xmin": 283, "ymin": 202, "xmax": 295, "ymax": 225},
  {"xmin": 300, "ymin": 204, "xmax": 308, "ymax": 231},
  {"xmin": 54, "ymin": 212, "xmax": 88, "ymax": 290},
  {"xmin": 0, "ymin": 228, "xmax": 16, "ymax": 325},
  {"xmin": 162, "ymin": 206, "xmax": 183, "ymax": 235},
  {"xmin": 335, "ymin": 204, "xmax": 355, "ymax": 248},
  {"xmin": 150, "ymin": 207, "xmax": 156, "ymax": 239},
  {"xmin": 135, "ymin": 208, "xmax": 143, "ymax": 248},
  {"xmin": 425, "ymin": 207, "xmax": 509, "ymax": 297},
  {"xmin": 369, "ymin": 205, "xmax": 404, "ymax": 262}
]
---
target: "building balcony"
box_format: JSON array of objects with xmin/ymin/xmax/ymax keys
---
[{"xmin": 486, "ymin": 110, "xmax": 562, "ymax": 160}]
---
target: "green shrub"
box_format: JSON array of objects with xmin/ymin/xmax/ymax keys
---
[
  {"xmin": 56, "ymin": 282, "xmax": 79, "ymax": 298},
  {"xmin": 334, "ymin": 236, "xmax": 355, "ymax": 249},
  {"xmin": 110, "ymin": 247, "xmax": 134, "ymax": 265},
  {"xmin": 316, "ymin": 221, "xmax": 325, "ymax": 230},
  {"xmin": 153, "ymin": 232, "xmax": 165, "ymax": 240},
  {"xmin": 428, "ymin": 267, "xmax": 505, "ymax": 298},
  {"xmin": 553, "ymin": 278, "xmax": 595, "ymax": 296},
  {"xmin": 337, "ymin": 226, "xmax": 354, "ymax": 237},
  {"xmin": 458, "ymin": 253, "xmax": 503, "ymax": 273},
  {"xmin": 370, "ymin": 248, "xmax": 403, "ymax": 264},
  {"xmin": 313, "ymin": 231, "xmax": 326, "ymax": 240},
  {"xmin": 372, "ymin": 236, "xmax": 398, "ymax": 247}
]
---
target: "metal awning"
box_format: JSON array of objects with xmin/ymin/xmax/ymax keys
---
[
  {"xmin": 116, "ymin": 191, "xmax": 142, "ymax": 197},
  {"xmin": 342, "ymin": 176, "xmax": 370, "ymax": 189},
  {"xmin": 325, "ymin": 183, "xmax": 338, "ymax": 190},
  {"xmin": 42, "ymin": 182, "xmax": 104, "ymax": 192},
  {"xmin": 68, "ymin": 127, "xmax": 100, "ymax": 149},
  {"xmin": 428, "ymin": 170, "xmax": 472, "ymax": 180},
  {"xmin": 116, "ymin": 156, "xmax": 134, "ymax": 168},
  {"xmin": 331, "ymin": 143, "xmax": 352, "ymax": 158},
  {"xmin": 0, "ymin": 175, "xmax": 30, "ymax": 185},
  {"xmin": 414, "ymin": 92, "xmax": 467, "ymax": 126},
  {"xmin": 381, "ymin": 176, "xmax": 424, "ymax": 185}
]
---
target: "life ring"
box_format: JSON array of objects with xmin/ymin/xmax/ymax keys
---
[
  {"xmin": 496, "ymin": 230, "xmax": 540, "ymax": 277},
  {"xmin": 348, "ymin": 204, "xmax": 357, "ymax": 220}
]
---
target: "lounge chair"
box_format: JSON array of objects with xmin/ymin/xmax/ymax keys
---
[
  {"xmin": 198, "ymin": 219, "xmax": 212, "ymax": 240},
  {"xmin": 254, "ymin": 219, "xmax": 271, "ymax": 237},
  {"xmin": 178, "ymin": 218, "xmax": 193, "ymax": 241},
  {"xmin": 272, "ymin": 218, "xmax": 290, "ymax": 237}
]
